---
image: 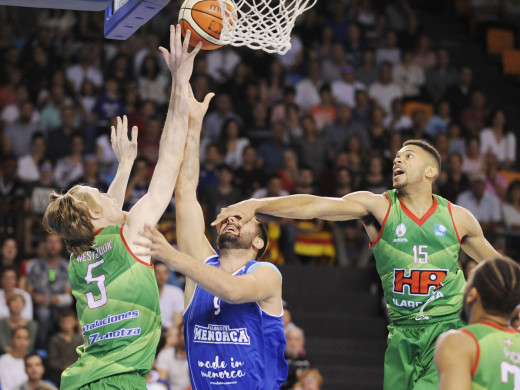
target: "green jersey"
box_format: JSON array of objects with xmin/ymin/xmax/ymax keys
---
[
  {"xmin": 371, "ymin": 190, "xmax": 465, "ymax": 324},
  {"xmin": 461, "ymin": 322, "xmax": 520, "ymax": 390},
  {"xmin": 61, "ymin": 225, "xmax": 161, "ymax": 390}
]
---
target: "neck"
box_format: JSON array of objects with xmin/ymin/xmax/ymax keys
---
[
  {"xmin": 219, "ymin": 249, "xmax": 252, "ymax": 273},
  {"xmin": 10, "ymin": 349, "xmax": 25, "ymax": 359},
  {"xmin": 397, "ymin": 186, "xmax": 434, "ymax": 216},
  {"xmin": 469, "ymin": 300, "xmax": 511, "ymax": 328}
]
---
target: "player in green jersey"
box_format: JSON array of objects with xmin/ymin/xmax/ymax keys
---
[
  {"xmin": 435, "ymin": 257, "xmax": 520, "ymax": 390},
  {"xmin": 213, "ymin": 139, "xmax": 502, "ymax": 390},
  {"xmin": 42, "ymin": 26, "xmax": 209, "ymax": 390}
]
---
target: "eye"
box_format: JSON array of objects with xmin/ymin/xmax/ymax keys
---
[{"xmin": 407, "ymin": 154, "xmax": 412, "ymax": 158}]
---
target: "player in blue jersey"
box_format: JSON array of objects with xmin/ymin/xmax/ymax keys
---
[{"xmin": 135, "ymin": 85, "xmax": 288, "ymax": 389}]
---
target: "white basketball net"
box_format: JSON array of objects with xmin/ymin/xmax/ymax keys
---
[{"xmin": 216, "ymin": 0, "xmax": 317, "ymax": 55}]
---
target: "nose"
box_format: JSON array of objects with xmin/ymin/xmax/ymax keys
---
[
  {"xmin": 226, "ymin": 216, "xmax": 238, "ymax": 225},
  {"xmin": 393, "ymin": 156, "xmax": 401, "ymax": 166}
]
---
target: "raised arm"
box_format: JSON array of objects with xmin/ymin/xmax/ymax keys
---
[
  {"xmin": 124, "ymin": 26, "xmax": 201, "ymax": 259},
  {"xmin": 106, "ymin": 115, "xmax": 138, "ymax": 208},
  {"xmin": 434, "ymin": 330, "xmax": 475, "ymax": 390},
  {"xmin": 212, "ymin": 191, "xmax": 388, "ymax": 227},
  {"xmin": 450, "ymin": 203, "xmax": 502, "ymax": 262}
]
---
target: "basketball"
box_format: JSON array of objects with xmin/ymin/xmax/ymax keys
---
[{"xmin": 178, "ymin": 0, "xmax": 234, "ymax": 51}]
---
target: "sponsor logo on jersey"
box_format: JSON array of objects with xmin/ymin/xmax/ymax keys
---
[
  {"xmin": 393, "ymin": 223, "xmax": 408, "ymax": 242},
  {"xmin": 194, "ymin": 324, "xmax": 251, "ymax": 345},
  {"xmin": 393, "ymin": 268, "xmax": 449, "ymax": 295},
  {"xmin": 435, "ymin": 224, "xmax": 447, "ymax": 237}
]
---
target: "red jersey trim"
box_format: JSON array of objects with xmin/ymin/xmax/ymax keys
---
[
  {"xmin": 480, "ymin": 320, "xmax": 517, "ymax": 333},
  {"xmin": 448, "ymin": 202, "xmax": 462, "ymax": 245},
  {"xmin": 119, "ymin": 225, "xmax": 154, "ymax": 269},
  {"xmin": 460, "ymin": 328, "xmax": 480, "ymax": 378},
  {"xmin": 369, "ymin": 193, "xmax": 391, "ymax": 248},
  {"xmin": 94, "ymin": 227, "xmax": 105, "ymax": 236},
  {"xmin": 399, "ymin": 196, "xmax": 438, "ymax": 227}
]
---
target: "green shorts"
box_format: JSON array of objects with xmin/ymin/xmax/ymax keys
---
[
  {"xmin": 383, "ymin": 315, "xmax": 465, "ymax": 390},
  {"xmin": 79, "ymin": 372, "xmax": 147, "ymax": 390}
]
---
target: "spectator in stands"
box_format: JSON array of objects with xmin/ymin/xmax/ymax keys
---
[
  {"xmin": 446, "ymin": 122, "xmax": 466, "ymax": 154},
  {"xmin": 123, "ymin": 156, "xmax": 151, "ymax": 211},
  {"xmin": 324, "ymin": 104, "xmax": 369, "ymax": 158},
  {"xmin": 91, "ymin": 78, "xmax": 125, "ymax": 129},
  {"xmin": 331, "ymin": 65, "xmax": 365, "ymax": 109},
  {"xmin": 345, "ymin": 24, "xmax": 366, "ymax": 67},
  {"xmin": 154, "ymin": 261, "xmax": 183, "ymax": 330},
  {"xmin": 392, "ymin": 50, "xmax": 425, "ymax": 99},
  {"xmin": 355, "ymin": 49, "xmax": 378, "ymax": 88},
  {"xmin": 270, "ymin": 86, "xmax": 298, "ymax": 125},
  {"xmin": 47, "ymin": 105, "xmax": 79, "ymax": 161},
  {"xmin": 309, "ymin": 84, "xmax": 337, "ymax": 132},
  {"xmin": 480, "ymin": 108, "xmax": 516, "ymax": 169},
  {"xmin": 367, "ymin": 106, "xmax": 390, "ymax": 155},
  {"xmin": 207, "ymin": 46, "xmax": 241, "ymax": 85},
  {"xmin": 0, "ymin": 238, "xmax": 18, "ymax": 273},
  {"xmin": 218, "ymin": 118, "xmax": 250, "ymax": 170},
  {"xmin": 384, "ymin": 98, "xmax": 412, "ymax": 133},
  {"xmin": 138, "ymin": 54, "xmax": 169, "ymax": 105},
  {"xmin": 443, "ymin": 65, "xmax": 475, "ymax": 122},
  {"xmin": 26, "ymin": 234, "xmax": 72, "ymax": 349},
  {"xmin": 252, "ymin": 174, "xmax": 290, "ymax": 199},
  {"xmin": 438, "ymin": 152, "xmax": 470, "ymax": 202},
  {"xmin": 375, "ymin": 30, "xmax": 401, "ymax": 66},
  {"xmin": 461, "ymin": 136, "xmax": 483, "ymax": 174},
  {"xmin": 292, "ymin": 368, "xmax": 323, "ymax": 390},
  {"xmin": 0, "ymin": 156, "xmax": 26, "ymax": 243},
  {"xmin": 198, "ymin": 144, "xmax": 222, "ymax": 197},
  {"xmin": 456, "ymin": 172, "xmax": 502, "ymax": 233},
  {"xmin": 282, "ymin": 300, "xmax": 296, "ymax": 330},
  {"xmin": 502, "ymin": 180, "xmax": 520, "ymax": 231},
  {"xmin": 52, "ymin": 132, "xmax": 85, "ymax": 190},
  {"xmin": 426, "ymin": 48, "xmax": 458, "ymax": 103},
  {"xmin": 483, "ymin": 153, "xmax": 508, "ymax": 201},
  {"xmin": 68, "ymin": 154, "xmax": 108, "ymax": 192},
  {"xmin": 65, "ymin": 43, "xmax": 103, "ymax": 92},
  {"xmin": 460, "ymin": 89, "xmax": 490, "ymax": 135},
  {"xmin": 203, "ymin": 94, "xmax": 241, "ymax": 143},
  {"xmin": 351, "ymin": 89, "xmax": 372, "ymax": 127},
  {"xmin": 277, "ymin": 149, "xmax": 300, "ymax": 193},
  {"xmin": 233, "ymin": 146, "xmax": 266, "ymax": 197},
  {"xmin": 426, "ymin": 100, "xmax": 451, "ymax": 138},
  {"xmin": 283, "ymin": 327, "xmax": 312, "ymax": 390},
  {"xmin": 412, "ymin": 34, "xmax": 437, "ymax": 72},
  {"xmin": 260, "ymin": 61, "xmax": 285, "ymax": 106},
  {"xmin": 17, "ymin": 353, "xmax": 58, "ymax": 390},
  {"xmin": 246, "ymin": 101, "xmax": 272, "ymax": 145},
  {"xmin": 0, "ymin": 326, "xmax": 30, "ymax": 389},
  {"xmin": 257, "ymin": 122, "xmax": 290, "ymax": 175},
  {"xmin": 0, "ymin": 293, "xmax": 37, "ymax": 354},
  {"xmin": 295, "ymin": 59, "xmax": 323, "ymax": 111},
  {"xmin": 359, "ymin": 155, "xmax": 391, "ymax": 194},
  {"xmin": 368, "ymin": 62, "xmax": 403, "ymax": 114},
  {"xmin": 2, "ymin": 101, "xmax": 43, "ymax": 158},
  {"xmin": 434, "ymin": 133, "xmax": 451, "ymax": 167},
  {"xmin": 46, "ymin": 308, "xmax": 82, "ymax": 386},
  {"xmin": 294, "ymin": 115, "xmax": 329, "ymax": 178},
  {"xmin": 155, "ymin": 319, "xmax": 190, "ymax": 390},
  {"xmin": 16, "ymin": 132, "xmax": 47, "ymax": 183},
  {"xmin": 106, "ymin": 53, "xmax": 134, "ymax": 86},
  {"xmin": 404, "ymin": 109, "xmax": 430, "ymax": 141},
  {"xmin": 321, "ymin": 44, "xmax": 346, "ymax": 84},
  {"xmin": 0, "ymin": 267, "xmax": 32, "ymax": 320}
]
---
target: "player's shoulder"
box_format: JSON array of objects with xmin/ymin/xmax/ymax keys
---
[
  {"xmin": 436, "ymin": 328, "xmax": 477, "ymax": 352},
  {"xmin": 247, "ymin": 261, "xmax": 282, "ymax": 282}
]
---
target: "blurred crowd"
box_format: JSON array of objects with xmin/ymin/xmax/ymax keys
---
[{"xmin": 1, "ymin": 0, "xmax": 520, "ymax": 388}]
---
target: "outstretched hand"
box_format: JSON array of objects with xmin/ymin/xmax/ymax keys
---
[
  {"xmin": 188, "ymin": 83, "xmax": 214, "ymax": 127},
  {"xmin": 110, "ymin": 115, "xmax": 138, "ymax": 164},
  {"xmin": 159, "ymin": 25, "xmax": 202, "ymax": 83},
  {"xmin": 134, "ymin": 224, "xmax": 176, "ymax": 261},
  {"xmin": 211, "ymin": 202, "xmax": 256, "ymax": 230}
]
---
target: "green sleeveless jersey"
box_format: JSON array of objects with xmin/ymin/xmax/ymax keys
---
[
  {"xmin": 461, "ymin": 322, "xmax": 520, "ymax": 390},
  {"xmin": 371, "ymin": 190, "xmax": 465, "ymax": 324},
  {"xmin": 61, "ymin": 225, "xmax": 161, "ymax": 390}
]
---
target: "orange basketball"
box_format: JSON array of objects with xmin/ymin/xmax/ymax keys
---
[{"xmin": 179, "ymin": 0, "xmax": 234, "ymax": 50}]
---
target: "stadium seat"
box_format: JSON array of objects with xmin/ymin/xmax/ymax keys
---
[
  {"xmin": 403, "ymin": 101, "xmax": 434, "ymax": 121},
  {"xmin": 487, "ymin": 28, "xmax": 515, "ymax": 55},
  {"xmin": 503, "ymin": 49, "xmax": 520, "ymax": 76}
]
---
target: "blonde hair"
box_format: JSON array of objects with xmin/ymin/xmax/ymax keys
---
[
  {"xmin": 7, "ymin": 293, "xmax": 25, "ymax": 307},
  {"xmin": 43, "ymin": 185, "xmax": 101, "ymax": 255},
  {"xmin": 292, "ymin": 368, "xmax": 323, "ymax": 389}
]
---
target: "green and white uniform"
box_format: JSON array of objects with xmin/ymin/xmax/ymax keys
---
[
  {"xmin": 61, "ymin": 225, "xmax": 161, "ymax": 390},
  {"xmin": 462, "ymin": 322, "xmax": 520, "ymax": 390},
  {"xmin": 371, "ymin": 190, "xmax": 466, "ymax": 390}
]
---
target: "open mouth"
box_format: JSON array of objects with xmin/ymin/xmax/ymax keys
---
[
  {"xmin": 393, "ymin": 167, "xmax": 405, "ymax": 179},
  {"xmin": 223, "ymin": 225, "xmax": 238, "ymax": 235}
]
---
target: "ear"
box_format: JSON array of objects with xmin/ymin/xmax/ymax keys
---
[
  {"xmin": 425, "ymin": 165, "xmax": 439, "ymax": 180},
  {"xmin": 89, "ymin": 208, "xmax": 102, "ymax": 220},
  {"xmin": 252, "ymin": 237, "xmax": 264, "ymax": 252},
  {"xmin": 465, "ymin": 287, "xmax": 478, "ymax": 304}
]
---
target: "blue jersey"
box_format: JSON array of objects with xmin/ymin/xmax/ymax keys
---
[{"xmin": 184, "ymin": 256, "xmax": 288, "ymax": 389}]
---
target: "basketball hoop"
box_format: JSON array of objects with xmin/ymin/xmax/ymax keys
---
[{"xmin": 216, "ymin": 0, "xmax": 317, "ymax": 55}]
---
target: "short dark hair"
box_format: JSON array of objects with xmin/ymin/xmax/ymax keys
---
[
  {"xmin": 59, "ymin": 307, "xmax": 76, "ymax": 319},
  {"xmin": 24, "ymin": 353, "xmax": 43, "ymax": 366},
  {"xmin": 470, "ymin": 257, "xmax": 520, "ymax": 317},
  {"xmin": 253, "ymin": 216, "xmax": 269, "ymax": 260},
  {"xmin": 402, "ymin": 139, "xmax": 441, "ymax": 170},
  {"xmin": 1, "ymin": 266, "xmax": 18, "ymax": 279}
]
